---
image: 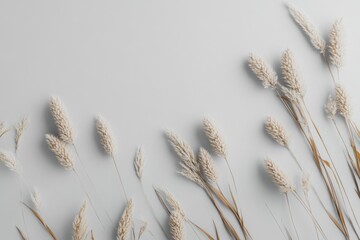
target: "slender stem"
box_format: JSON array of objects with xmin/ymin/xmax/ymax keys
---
[
  {"xmin": 72, "ymin": 169, "xmax": 104, "ymax": 229},
  {"xmin": 285, "ymin": 194, "xmax": 300, "ymax": 240},
  {"xmin": 186, "ymin": 219, "xmax": 202, "ymax": 240},
  {"xmin": 265, "ymin": 203, "xmax": 288, "ymax": 240},
  {"xmin": 111, "ymin": 155, "xmax": 128, "ymax": 201},
  {"xmin": 304, "ymin": 193, "xmax": 320, "ymax": 240},
  {"xmin": 287, "ymin": 147, "xmax": 303, "ymax": 172}
]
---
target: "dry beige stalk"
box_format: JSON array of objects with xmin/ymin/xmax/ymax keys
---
[
  {"xmin": 265, "ymin": 117, "xmax": 289, "ymax": 147},
  {"xmin": 96, "ymin": 116, "xmax": 116, "ymax": 157},
  {"xmin": 248, "ymin": 54, "xmax": 278, "ymax": 89},
  {"xmin": 50, "ymin": 96, "xmax": 74, "ymax": 144},
  {"xmin": 0, "ymin": 151, "xmax": 18, "ymax": 173},
  {"xmin": 138, "ymin": 221, "xmax": 148, "ymax": 239},
  {"xmin": 31, "ymin": 188, "xmax": 41, "ymax": 210},
  {"xmin": 15, "ymin": 117, "xmax": 28, "ymax": 152},
  {"xmin": 46, "ymin": 134, "xmax": 74, "ymax": 170},
  {"xmin": 0, "ymin": 122, "xmax": 9, "ymax": 137},
  {"xmin": 335, "ymin": 84, "xmax": 351, "ymax": 118},
  {"xmin": 169, "ymin": 211, "xmax": 185, "ymax": 240},
  {"xmin": 117, "ymin": 200, "xmax": 134, "ymax": 240},
  {"xmin": 90, "ymin": 230, "xmax": 95, "ymax": 240},
  {"xmin": 198, "ymin": 148, "xmax": 218, "ymax": 183},
  {"xmin": 281, "ymin": 49, "xmax": 305, "ymax": 96},
  {"xmin": 265, "ymin": 158, "xmax": 293, "ymax": 193},
  {"xmin": 325, "ymin": 95, "xmax": 337, "ymax": 119},
  {"xmin": 134, "ymin": 147, "xmax": 144, "ymax": 180},
  {"xmin": 203, "ymin": 118, "xmax": 227, "ymax": 159},
  {"xmin": 281, "ymin": 85, "xmax": 299, "ymax": 102},
  {"xmin": 163, "ymin": 190, "xmax": 185, "ymax": 219},
  {"xmin": 73, "ymin": 201, "xmax": 87, "ymax": 240},
  {"xmin": 329, "ymin": 20, "xmax": 344, "ymax": 68},
  {"xmin": 287, "ymin": 4, "xmax": 326, "ymax": 54}
]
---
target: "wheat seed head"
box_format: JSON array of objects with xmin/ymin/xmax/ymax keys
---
[
  {"xmin": 281, "ymin": 49, "xmax": 305, "ymax": 96},
  {"xmin": 325, "ymin": 95, "xmax": 337, "ymax": 119},
  {"xmin": 0, "ymin": 122, "xmax": 9, "ymax": 137},
  {"xmin": 0, "ymin": 150, "xmax": 19, "ymax": 173},
  {"xmin": 329, "ymin": 19, "xmax": 344, "ymax": 68},
  {"xmin": 335, "ymin": 84, "xmax": 351, "ymax": 118},
  {"xmin": 287, "ymin": 3, "xmax": 326, "ymax": 54},
  {"xmin": 248, "ymin": 54, "xmax": 278, "ymax": 89},
  {"xmin": 281, "ymin": 85, "xmax": 300, "ymax": 102},
  {"xmin": 169, "ymin": 211, "xmax": 185, "ymax": 240},
  {"xmin": 198, "ymin": 148, "xmax": 218, "ymax": 183},
  {"xmin": 301, "ymin": 173, "xmax": 311, "ymax": 195},
  {"xmin": 134, "ymin": 147, "xmax": 144, "ymax": 180},
  {"xmin": 117, "ymin": 199, "xmax": 134, "ymax": 240},
  {"xmin": 50, "ymin": 96, "xmax": 74, "ymax": 144},
  {"xmin": 96, "ymin": 116, "xmax": 116, "ymax": 157},
  {"xmin": 265, "ymin": 117, "xmax": 289, "ymax": 147},
  {"xmin": 203, "ymin": 118, "xmax": 227, "ymax": 159},
  {"xmin": 15, "ymin": 117, "xmax": 28, "ymax": 152},
  {"xmin": 31, "ymin": 187, "xmax": 41, "ymax": 210},
  {"xmin": 73, "ymin": 201, "xmax": 88, "ymax": 240},
  {"xmin": 264, "ymin": 158, "xmax": 293, "ymax": 193},
  {"xmin": 46, "ymin": 134, "xmax": 74, "ymax": 170},
  {"xmin": 162, "ymin": 189, "xmax": 186, "ymax": 219}
]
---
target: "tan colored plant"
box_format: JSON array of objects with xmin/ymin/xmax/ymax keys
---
[
  {"xmin": 329, "ymin": 20, "xmax": 344, "ymax": 69},
  {"xmin": 198, "ymin": 148, "xmax": 218, "ymax": 183},
  {"xmin": 73, "ymin": 201, "xmax": 87, "ymax": 240},
  {"xmin": 248, "ymin": 54, "xmax": 278, "ymax": 89},
  {"xmin": 117, "ymin": 200, "xmax": 134, "ymax": 240},
  {"xmin": 15, "ymin": 117, "xmax": 28, "ymax": 152},
  {"xmin": 45, "ymin": 134, "xmax": 74, "ymax": 170},
  {"xmin": 169, "ymin": 211, "xmax": 185, "ymax": 240}
]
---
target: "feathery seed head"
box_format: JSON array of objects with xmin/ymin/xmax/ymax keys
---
[
  {"xmin": 96, "ymin": 116, "xmax": 116, "ymax": 157},
  {"xmin": 0, "ymin": 122, "xmax": 9, "ymax": 137},
  {"xmin": 325, "ymin": 95, "xmax": 337, "ymax": 119},
  {"xmin": 301, "ymin": 173, "xmax": 311, "ymax": 195},
  {"xmin": 50, "ymin": 96, "xmax": 74, "ymax": 144},
  {"xmin": 169, "ymin": 211, "xmax": 185, "ymax": 240},
  {"xmin": 31, "ymin": 188, "xmax": 41, "ymax": 210},
  {"xmin": 46, "ymin": 134, "xmax": 74, "ymax": 170},
  {"xmin": 265, "ymin": 117, "xmax": 289, "ymax": 147},
  {"xmin": 15, "ymin": 117, "xmax": 28, "ymax": 152},
  {"xmin": 287, "ymin": 4, "xmax": 326, "ymax": 54},
  {"xmin": 329, "ymin": 19, "xmax": 344, "ymax": 68},
  {"xmin": 198, "ymin": 148, "xmax": 218, "ymax": 183},
  {"xmin": 281, "ymin": 85, "xmax": 300, "ymax": 102},
  {"xmin": 0, "ymin": 151, "xmax": 19, "ymax": 173},
  {"xmin": 248, "ymin": 54, "xmax": 278, "ymax": 89},
  {"xmin": 202, "ymin": 118, "xmax": 227, "ymax": 159},
  {"xmin": 134, "ymin": 147, "xmax": 144, "ymax": 179},
  {"xmin": 281, "ymin": 49, "xmax": 305, "ymax": 96},
  {"xmin": 117, "ymin": 199, "xmax": 134, "ymax": 240},
  {"xmin": 73, "ymin": 201, "xmax": 88, "ymax": 240},
  {"xmin": 264, "ymin": 158, "xmax": 293, "ymax": 193},
  {"xmin": 335, "ymin": 84, "xmax": 351, "ymax": 118}
]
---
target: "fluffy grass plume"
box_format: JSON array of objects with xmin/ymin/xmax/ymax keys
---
[
  {"xmin": 117, "ymin": 200, "xmax": 134, "ymax": 240},
  {"xmin": 169, "ymin": 211, "xmax": 185, "ymax": 240},
  {"xmin": 198, "ymin": 148, "xmax": 218, "ymax": 183},
  {"xmin": 265, "ymin": 117, "xmax": 289, "ymax": 147},
  {"xmin": 96, "ymin": 116, "xmax": 116, "ymax": 157},
  {"xmin": 281, "ymin": 49, "xmax": 305, "ymax": 96},
  {"xmin": 46, "ymin": 134, "xmax": 74, "ymax": 170},
  {"xmin": 50, "ymin": 96, "xmax": 74, "ymax": 144},
  {"xmin": 325, "ymin": 95, "xmax": 337, "ymax": 119},
  {"xmin": 0, "ymin": 150, "xmax": 18, "ymax": 173},
  {"xmin": 31, "ymin": 188, "xmax": 41, "ymax": 210},
  {"xmin": 335, "ymin": 84, "xmax": 351, "ymax": 118},
  {"xmin": 0, "ymin": 122, "xmax": 9, "ymax": 137},
  {"xmin": 15, "ymin": 117, "xmax": 28, "ymax": 152},
  {"xmin": 248, "ymin": 54, "xmax": 278, "ymax": 89},
  {"xmin": 329, "ymin": 20, "xmax": 344, "ymax": 68},
  {"xmin": 264, "ymin": 158, "xmax": 293, "ymax": 193},
  {"xmin": 134, "ymin": 147, "xmax": 144, "ymax": 180},
  {"xmin": 287, "ymin": 4, "xmax": 326, "ymax": 54},
  {"xmin": 73, "ymin": 201, "xmax": 88, "ymax": 240},
  {"xmin": 203, "ymin": 118, "xmax": 227, "ymax": 159}
]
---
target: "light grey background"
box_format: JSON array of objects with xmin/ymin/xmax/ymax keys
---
[{"xmin": 1, "ymin": 0, "xmax": 360, "ymax": 239}]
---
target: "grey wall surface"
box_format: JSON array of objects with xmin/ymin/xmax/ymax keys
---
[{"xmin": 1, "ymin": 0, "xmax": 360, "ymax": 239}]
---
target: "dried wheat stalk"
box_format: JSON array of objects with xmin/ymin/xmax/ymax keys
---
[
  {"xmin": 0, "ymin": 122, "xmax": 9, "ymax": 137},
  {"xmin": 31, "ymin": 188, "xmax": 41, "ymax": 210},
  {"xmin": 15, "ymin": 117, "xmax": 28, "ymax": 152},
  {"xmin": 96, "ymin": 116, "xmax": 116, "ymax": 157},
  {"xmin": 325, "ymin": 95, "xmax": 337, "ymax": 119},
  {"xmin": 281, "ymin": 49, "xmax": 305, "ymax": 96},
  {"xmin": 134, "ymin": 147, "xmax": 144, "ymax": 180},
  {"xmin": 265, "ymin": 158, "xmax": 293, "ymax": 193},
  {"xmin": 329, "ymin": 20, "xmax": 344, "ymax": 68},
  {"xmin": 138, "ymin": 221, "xmax": 148, "ymax": 240},
  {"xmin": 0, "ymin": 150, "xmax": 19, "ymax": 173},
  {"xmin": 248, "ymin": 54, "xmax": 278, "ymax": 89},
  {"xmin": 117, "ymin": 200, "xmax": 134, "ymax": 240},
  {"xmin": 198, "ymin": 148, "xmax": 218, "ymax": 183},
  {"xmin": 45, "ymin": 134, "xmax": 74, "ymax": 170},
  {"xmin": 202, "ymin": 118, "xmax": 227, "ymax": 159},
  {"xmin": 301, "ymin": 173, "xmax": 311, "ymax": 196},
  {"xmin": 73, "ymin": 201, "xmax": 88, "ymax": 240},
  {"xmin": 287, "ymin": 4, "xmax": 326, "ymax": 54},
  {"xmin": 169, "ymin": 211, "xmax": 185, "ymax": 240},
  {"xmin": 265, "ymin": 117, "xmax": 289, "ymax": 147},
  {"xmin": 335, "ymin": 84, "xmax": 351, "ymax": 118},
  {"xmin": 49, "ymin": 96, "xmax": 74, "ymax": 144}
]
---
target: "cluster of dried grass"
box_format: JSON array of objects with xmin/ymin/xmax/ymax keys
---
[{"xmin": 2, "ymin": 3, "xmax": 360, "ymax": 240}]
